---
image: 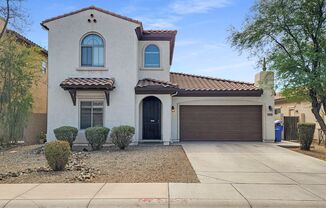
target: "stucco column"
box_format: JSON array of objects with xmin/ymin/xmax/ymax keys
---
[
  {"xmin": 162, "ymin": 95, "xmax": 172, "ymax": 145},
  {"xmin": 255, "ymin": 71, "xmax": 275, "ymax": 142}
]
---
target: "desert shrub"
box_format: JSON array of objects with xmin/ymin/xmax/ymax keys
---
[
  {"xmin": 53, "ymin": 126, "xmax": 78, "ymax": 147},
  {"xmin": 85, "ymin": 127, "xmax": 110, "ymax": 150},
  {"xmin": 298, "ymin": 123, "xmax": 316, "ymax": 150},
  {"xmin": 44, "ymin": 140, "xmax": 71, "ymax": 171},
  {"xmin": 110, "ymin": 125, "xmax": 135, "ymax": 150},
  {"xmin": 37, "ymin": 131, "xmax": 47, "ymax": 144}
]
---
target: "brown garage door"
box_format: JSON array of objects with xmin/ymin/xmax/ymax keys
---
[{"xmin": 180, "ymin": 105, "xmax": 262, "ymax": 141}]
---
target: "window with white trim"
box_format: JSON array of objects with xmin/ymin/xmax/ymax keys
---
[
  {"xmin": 80, "ymin": 101, "xmax": 104, "ymax": 129},
  {"xmin": 144, "ymin": 44, "xmax": 160, "ymax": 68},
  {"xmin": 81, "ymin": 34, "xmax": 104, "ymax": 67}
]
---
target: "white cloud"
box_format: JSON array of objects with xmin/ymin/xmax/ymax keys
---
[
  {"xmin": 136, "ymin": 15, "xmax": 180, "ymax": 29},
  {"xmin": 171, "ymin": 0, "xmax": 232, "ymax": 15}
]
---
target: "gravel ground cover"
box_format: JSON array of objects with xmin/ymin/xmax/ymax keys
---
[
  {"xmin": 0, "ymin": 144, "xmax": 199, "ymax": 183},
  {"xmin": 285, "ymin": 141, "xmax": 326, "ymax": 161}
]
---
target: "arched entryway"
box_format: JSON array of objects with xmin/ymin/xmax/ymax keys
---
[{"xmin": 142, "ymin": 96, "xmax": 162, "ymax": 140}]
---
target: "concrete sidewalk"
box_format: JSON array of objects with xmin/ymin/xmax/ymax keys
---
[{"xmin": 1, "ymin": 182, "xmax": 326, "ymax": 208}]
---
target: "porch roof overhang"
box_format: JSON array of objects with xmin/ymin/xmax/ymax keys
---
[
  {"xmin": 60, "ymin": 77, "xmax": 115, "ymax": 106},
  {"xmin": 135, "ymin": 78, "xmax": 178, "ymax": 94}
]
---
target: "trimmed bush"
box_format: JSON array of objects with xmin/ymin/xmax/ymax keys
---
[
  {"xmin": 44, "ymin": 140, "xmax": 71, "ymax": 171},
  {"xmin": 85, "ymin": 127, "xmax": 110, "ymax": 150},
  {"xmin": 298, "ymin": 123, "xmax": 316, "ymax": 150},
  {"xmin": 110, "ymin": 125, "xmax": 135, "ymax": 150},
  {"xmin": 53, "ymin": 126, "xmax": 78, "ymax": 147}
]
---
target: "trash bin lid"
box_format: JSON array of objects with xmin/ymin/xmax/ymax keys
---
[{"xmin": 274, "ymin": 120, "xmax": 282, "ymax": 124}]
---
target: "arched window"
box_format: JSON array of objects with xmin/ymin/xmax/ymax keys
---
[
  {"xmin": 81, "ymin": 34, "xmax": 104, "ymax": 67},
  {"xmin": 144, "ymin": 44, "xmax": 160, "ymax": 68}
]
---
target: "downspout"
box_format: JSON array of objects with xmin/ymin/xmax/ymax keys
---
[{"xmin": 170, "ymin": 90, "xmax": 178, "ymax": 144}]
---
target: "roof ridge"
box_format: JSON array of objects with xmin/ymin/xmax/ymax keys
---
[
  {"xmin": 41, "ymin": 5, "xmax": 142, "ymax": 29},
  {"xmin": 143, "ymin": 30, "xmax": 177, "ymax": 33},
  {"xmin": 170, "ymin": 72, "xmax": 255, "ymax": 85}
]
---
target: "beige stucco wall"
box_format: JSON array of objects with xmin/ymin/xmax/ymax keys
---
[
  {"xmin": 0, "ymin": 18, "xmax": 5, "ymax": 32},
  {"xmin": 275, "ymin": 100, "xmax": 325, "ymax": 140},
  {"xmin": 22, "ymin": 57, "xmax": 48, "ymax": 144}
]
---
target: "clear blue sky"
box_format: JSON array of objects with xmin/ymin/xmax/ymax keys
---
[{"xmin": 22, "ymin": 0, "xmax": 260, "ymax": 82}]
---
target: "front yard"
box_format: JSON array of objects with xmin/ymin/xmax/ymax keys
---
[
  {"xmin": 0, "ymin": 144, "xmax": 199, "ymax": 183},
  {"xmin": 285, "ymin": 142, "xmax": 326, "ymax": 161}
]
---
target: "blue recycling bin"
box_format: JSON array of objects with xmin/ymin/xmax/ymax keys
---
[{"xmin": 275, "ymin": 120, "xmax": 283, "ymax": 142}]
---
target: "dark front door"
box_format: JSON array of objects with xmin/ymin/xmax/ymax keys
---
[{"xmin": 143, "ymin": 96, "xmax": 161, "ymax": 140}]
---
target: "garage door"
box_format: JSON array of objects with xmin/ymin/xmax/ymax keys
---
[{"xmin": 180, "ymin": 105, "xmax": 262, "ymax": 141}]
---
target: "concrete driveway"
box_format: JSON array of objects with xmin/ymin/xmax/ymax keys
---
[{"xmin": 180, "ymin": 142, "xmax": 326, "ymax": 207}]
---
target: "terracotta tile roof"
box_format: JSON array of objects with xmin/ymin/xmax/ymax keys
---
[
  {"xmin": 136, "ymin": 78, "xmax": 178, "ymax": 88},
  {"xmin": 170, "ymin": 72, "xmax": 260, "ymax": 91},
  {"xmin": 60, "ymin": 78, "xmax": 115, "ymax": 90},
  {"xmin": 135, "ymin": 78, "xmax": 178, "ymax": 94},
  {"xmin": 41, "ymin": 6, "xmax": 142, "ymax": 30},
  {"xmin": 135, "ymin": 73, "xmax": 263, "ymax": 96}
]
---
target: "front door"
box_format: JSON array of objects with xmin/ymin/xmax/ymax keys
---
[{"xmin": 143, "ymin": 96, "xmax": 161, "ymax": 140}]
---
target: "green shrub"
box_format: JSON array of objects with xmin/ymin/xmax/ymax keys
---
[
  {"xmin": 298, "ymin": 123, "xmax": 316, "ymax": 150},
  {"xmin": 53, "ymin": 126, "xmax": 78, "ymax": 147},
  {"xmin": 44, "ymin": 140, "xmax": 71, "ymax": 171},
  {"xmin": 110, "ymin": 125, "xmax": 135, "ymax": 150},
  {"xmin": 37, "ymin": 131, "xmax": 47, "ymax": 144},
  {"xmin": 85, "ymin": 127, "xmax": 110, "ymax": 150}
]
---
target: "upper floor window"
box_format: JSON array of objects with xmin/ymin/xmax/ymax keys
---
[
  {"xmin": 81, "ymin": 34, "xmax": 104, "ymax": 67},
  {"xmin": 144, "ymin": 44, "xmax": 160, "ymax": 68}
]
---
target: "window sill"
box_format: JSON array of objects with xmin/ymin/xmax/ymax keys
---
[
  {"xmin": 140, "ymin": 67, "xmax": 164, "ymax": 71},
  {"xmin": 77, "ymin": 67, "xmax": 108, "ymax": 71}
]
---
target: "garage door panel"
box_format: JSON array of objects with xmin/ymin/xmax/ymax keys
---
[{"xmin": 180, "ymin": 105, "xmax": 262, "ymax": 141}]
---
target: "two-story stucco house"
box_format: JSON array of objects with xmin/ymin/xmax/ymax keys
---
[{"xmin": 42, "ymin": 6, "xmax": 275, "ymax": 145}]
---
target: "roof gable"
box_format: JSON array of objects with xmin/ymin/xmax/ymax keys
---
[{"xmin": 41, "ymin": 6, "xmax": 142, "ymax": 30}]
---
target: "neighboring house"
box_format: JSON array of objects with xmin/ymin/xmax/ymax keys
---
[
  {"xmin": 0, "ymin": 18, "xmax": 48, "ymax": 144},
  {"xmin": 275, "ymin": 93, "xmax": 325, "ymax": 141},
  {"xmin": 42, "ymin": 6, "xmax": 274, "ymax": 145}
]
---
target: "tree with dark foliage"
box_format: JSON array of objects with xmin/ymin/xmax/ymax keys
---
[{"xmin": 230, "ymin": 0, "xmax": 326, "ymax": 135}]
